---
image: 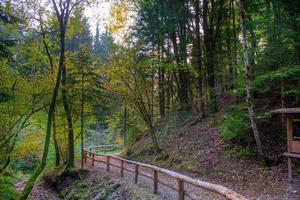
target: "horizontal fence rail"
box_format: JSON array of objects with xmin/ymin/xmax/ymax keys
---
[{"xmin": 83, "ymin": 146, "xmax": 247, "ymax": 200}]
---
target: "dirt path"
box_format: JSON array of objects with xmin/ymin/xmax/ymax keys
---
[{"xmin": 86, "ymin": 155, "xmax": 226, "ymax": 200}]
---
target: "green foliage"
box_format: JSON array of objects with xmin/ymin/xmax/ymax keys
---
[
  {"xmin": 10, "ymin": 154, "xmax": 39, "ymax": 174},
  {"xmin": 0, "ymin": 175, "xmax": 19, "ymax": 200},
  {"xmin": 254, "ymin": 66, "xmax": 300, "ymax": 90},
  {"xmin": 232, "ymin": 147, "xmax": 252, "ymax": 158},
  {"xmin": 221, "ymin": 105, "xmax": 250, "ymax": 140}
]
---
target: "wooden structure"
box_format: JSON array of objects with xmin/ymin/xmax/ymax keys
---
[
  {"xmin": 271, "ymin": 108, "xmax": 300, "ymax": 181},
  {"xmin": 83, "ymin": 145, "xmax": 247, "ymax": 200}
]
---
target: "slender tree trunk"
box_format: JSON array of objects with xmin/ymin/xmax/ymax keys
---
[
  {"xmin": 19, "ymin": 37, "xmax": 63, "ymax": 200},
  {"xmin": 148, "ymin": 121, "xmax": 160, "ymax": 153},
  {"xmin": 0, "ymin": 133, "xmax": 18, "ymax": 173},
  {"xmin": 61, "ymin": 37, "xmax": 75, "ymax": 169},
  {"xmin": 203, "ymin": 0, "xmax": 217, "ymax": 113},
  {"xmin": 19, "ymin": 5, "xmax": 71, "ymax": 196},
  {"xmin": 231, "ymin": 0, "xmax": 238, "ymax": 103},
  {"xmin": 53, "ymin": 111, "xmax": 60, "ymax": 167},
  {"xmin": 239, "ymin": 0, "xmax": 264, "ymax": 158},
  {"xmin": 122, "ymin": 102, "xmax": 127, "ymax": 146},
  {"xmin": 0, "ymin": 156, "xmax": 10, "ymax": 173},
  {"xmin": 227, "ymin": 0, "xmax": 235, "ymax": 89},
  {"xmin": 158, "ymin": 46, "xmax": 165, "ymax": 118},
  {"xmin": 80, "ymin": 61, "xmax": 84, "ymax": 168},
  {"xmin": 194, "ymin": 0, "xmax": 206, "ymax": 118}
]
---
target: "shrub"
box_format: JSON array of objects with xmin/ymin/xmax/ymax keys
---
[
  {"xmin": 0, "ymin": 176, "xmax": 19, "ymax": 200},
  {"xmin": 10, "ymin": 153, "xmax": 39, "ymax": 174},
  {"xmin": 233, "ymin": 147, "xmax": 252, "ymax": 158},
  {"xmin": 221, "ymin": 105, "xmax": 250, "ymax": 140}
]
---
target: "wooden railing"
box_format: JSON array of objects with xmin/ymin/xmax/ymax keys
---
[{"xmin": 83, "ymin": 146, "xmax": 247, "ymax": 200}]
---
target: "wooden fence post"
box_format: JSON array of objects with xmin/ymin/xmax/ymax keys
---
[
  {"xmin": 107, "ymin": 156, "xmax": 110, "ymax": 172},
  {"xmin": 134, "ymin": 164, "xmax": 139, "ymax": 184},
  {"xmin": 153, "ymin": 170, "xmax": 158, "ymax": 194},
  {"xmin": 178, "ymin": 179, "xmax": 184, "ymax": 200},
  {"xmin": 92, "ymin": 153, "xmax": 95, "ymax": 167},
  {"xmin": 121, "ymin": 160, "xmax": 124, "ymax": 177}
]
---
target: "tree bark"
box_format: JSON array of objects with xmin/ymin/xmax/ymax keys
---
[
  {"xmin": 80, "ymin": 59, "xmax": 84, "ymax": 169},
  {"xmin": 122, "ymin": 102, "xmax": 127, "ymax": 146},
  {"xmin": 193, "ymin": 0, "xmax": 206, "ymax": 118},
  {"xmin": 53, "ymin": 111, "xmax": 60, "ymax": 167},
  {"xmin": 239, "ymin": 0, "xmax": 264, "ymax": 158}
]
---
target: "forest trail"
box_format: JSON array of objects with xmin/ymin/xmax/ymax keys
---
[{"xmin": 85, "ymin": 154, "xmax": 231, "ymax": 200}]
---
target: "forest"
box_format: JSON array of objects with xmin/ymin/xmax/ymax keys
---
[{"xmin": 1, "ymin": 0, "xmax": 300, "ymax": 199}]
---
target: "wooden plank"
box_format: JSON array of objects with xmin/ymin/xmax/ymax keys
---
[
  {"xmin": 291, "ymin": 140, "xmax": 300, "ymax": 153},
  {"xmin": 123, "ymin": 167, "xmax": 135, "ymax": 173},
  {"xmin": 139, "ymin": 171, "xmax": 153, "ymax": 180},
  {"xmin": 158, "ymin": 180, "xmax": 178, "ymax": 191},
  {"xmin": 282, "ymin": 152, "xmax": 300, "ymax": 158},
  {"xmin": 153, "ymin": 170, "xmax": 158, "ymax": 194},
  {"xmin": 93, "ymin": 159, "xmax": 107, "ymax": 164},
  {"xmin": 178, "ymin": 179, "xmax": 184, "ymax": 200},
  {"xmin": 109, "ymin": 163, "xmax": 120, "ymax": 168}
]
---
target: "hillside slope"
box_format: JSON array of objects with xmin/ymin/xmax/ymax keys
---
[{"xmin": 125, "ymin": 113, "xmax": 300, "ymax": 200}]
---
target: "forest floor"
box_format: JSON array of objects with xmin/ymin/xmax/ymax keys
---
[
  {"xmin": 125, "ymin": 112, "xmax": 300, "ymax": 200},
  {"xmin": 13, "ymin": 161, "xmax": 164, "ymax": 200}
]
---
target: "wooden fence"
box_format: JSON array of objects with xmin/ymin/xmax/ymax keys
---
[{"xmin": 83, "ymin": 146, "xmax": 247, "ymax": 200}]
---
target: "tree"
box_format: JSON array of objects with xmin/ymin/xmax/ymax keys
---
[
  {"xmin": 238, "ymin": 0, "xmax": 264, "ymax": 158},
  {"xmin": 20, "ymin": 0, "xmax": 83, "ymax": 198},
  {"xmin": 106, "ymin": 46, "xmax": 161, "ymax": 152},
  {"xmin": 193, "ymin": 0, "xmax": 206, "ymax": 118}
]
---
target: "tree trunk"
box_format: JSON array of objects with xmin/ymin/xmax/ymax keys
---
[
  {"xmin": 148, "ymin": 122, "xmax": 161, "ymax": 153},
  {"xmin": 231, "ymin": 0, "xmax": 238, "ymax": 86},
  {"xmin": 158, "ymin": 48, "xmax": 165, "ymax": 118},
  {"xmin": 193, "ymin": 0, "xmax": 206, "ymax": 118},
  {"xmin": 239, "ymin": 0, "xmax": 264, "ymax": 158},
  {"xmin": 53, "ymin": 111, "xmax": 60, "ymax": 167},
  {"xmin": 80, "ymin": 60, "xmax": 84, "ymax": 169},
  {"xmin": 122, "ymin": 102, "xmax": 127, "ymax": 146},
  {"xmin": 19, "ymin": 34, "xmax": 63, "ymax": 200},
  {"xmin": 61, "ymin": 38, "xmax": 75, "ymax": 169},
  {"xmin": 203, "ymin": 0, "xmax": 217, "ymax": 113}
]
